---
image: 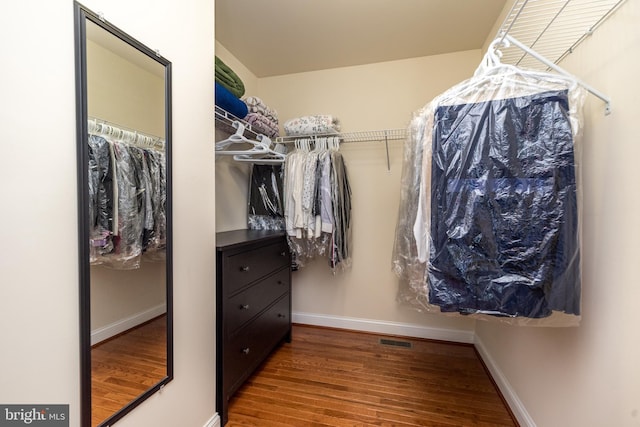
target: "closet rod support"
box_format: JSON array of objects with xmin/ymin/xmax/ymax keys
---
[
  {"xmin": 503, "ymin": 34, "xmax": 612, "ymax": 115},
  {"xmin": 384, "ymin": 133, "xmax": 390, "ymax": 171}
]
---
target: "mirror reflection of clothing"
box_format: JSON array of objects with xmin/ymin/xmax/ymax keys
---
[{"xmin": 87, "ymin": 134, "xmax": 166, "ymax": 269}]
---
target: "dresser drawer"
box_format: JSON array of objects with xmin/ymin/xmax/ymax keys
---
[
  {"xmin": 216, "ymin": 230, "xmax": 291, "ymax": 426},
  {"xmin": 222, "ymin": 240, "xmax": 289, "ymax": 295},
  {"xmin": 225, "ymin": 267, "xmax": 289, "ymax": 335},
  {"xmin": 223, "ymin": 294, "xmax": 290, "ymax": 397}
]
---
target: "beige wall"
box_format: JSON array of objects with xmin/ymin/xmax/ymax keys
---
[
  {"xmin": 90, "ymin": 264, "xmax": 166, "ymax": 333},
  {"xmin": 216, "ymin": 3, "xmax": 640, "ymax": 423},
  {"xmin": 215, "ymin": 49, "xmax": 483, "ymax": 335},
  {"xmin": 3, "ymin": 0, "xmax": 632, "ymax": 425},
  {"xmin": 475, "ymin": 1, "xmax": 640, "ymax": 426},
  {"xmin": 215, "ymin": 41, "xmax": 259, "ymax": 98},
  {"xmin": 0, "ymin": 1, "xmax": 216, "ymax": 427},
  {"xmin": 87, "ymin": 38, "xmax": 165, "ymax": 137}
]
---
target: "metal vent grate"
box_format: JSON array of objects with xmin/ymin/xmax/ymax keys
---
[{"xmin": 379, "ymin": 338, "xmax": 412, "ymax": 349}]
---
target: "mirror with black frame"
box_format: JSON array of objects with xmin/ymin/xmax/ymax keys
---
[{"xmin": 74, "ymin": 3, "xmax": 173, "ymax": 426}]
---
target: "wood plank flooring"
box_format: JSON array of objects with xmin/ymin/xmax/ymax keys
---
[
  {"xmin": 227, "ymin": 325, "xmax": 517, "ymax": 427},
  {"xmin": 91, "ymin": 315, "xmax": 167, "ymax": 427}
]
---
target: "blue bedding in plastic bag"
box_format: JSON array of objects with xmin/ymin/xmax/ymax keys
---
[{"xmin": 429, "ymin": 90, "xmax": 580, "ymax": 318}]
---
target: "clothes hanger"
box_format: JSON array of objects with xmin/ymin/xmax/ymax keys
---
[
  {"xmin": 232, "ymin": 136, "xmax": 287, "ymax": 164},
  {"xmin": 437, "ymin": 37, "xmax": 579, "ymax": 109},
  {"xmin": 216, "ymin": 120, "xmax": 270, "ymax": 156}
]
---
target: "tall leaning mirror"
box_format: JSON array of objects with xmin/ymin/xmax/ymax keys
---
[{"xmin": 74, "ymin": 3, "xmax": 173, "ymax": 426}]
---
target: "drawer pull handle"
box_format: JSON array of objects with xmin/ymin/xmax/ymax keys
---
[
  {"xmin": 240, "ymin": 304, "xmax": 250, "ymax": 310},
  {"xmin": 280, "ymin": 251, "xmax": 287, "ymax": 257},
  {"xmin": 240, "ymin": 266, "xmax": 250, "ymax": 272},
  {"xmin": 277, "ymin": 313, "xmax": 286, "ymax": 318},
  {"xmin": 277, "ymin": 280, "xmax": 283, "ymax": 285},
  {"xmin": 241, "ymin": 347, "xmax": 250, "ymax": 355}
]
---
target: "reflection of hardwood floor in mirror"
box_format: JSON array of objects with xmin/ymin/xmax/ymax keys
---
[{"xmin": 91, "ymin": 315, "xmax": 167, "ymax": 427}]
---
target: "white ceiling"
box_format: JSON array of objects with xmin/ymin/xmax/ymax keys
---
[{"xmin": 215, "ymin": 0, "xmax": 508, "ymax": 78}]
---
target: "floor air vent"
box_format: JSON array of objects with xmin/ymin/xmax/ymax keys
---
[{"xmin": 379, "ymin": 338, "xmax": 412, "ymax": 349}]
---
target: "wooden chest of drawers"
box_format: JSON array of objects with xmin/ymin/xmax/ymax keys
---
[{"xmin": 215, "ymin": 229, "xmax": 292, "ymax": 425}]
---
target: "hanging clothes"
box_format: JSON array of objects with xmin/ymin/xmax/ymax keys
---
[
  {"xmin": 393, "ymin": 63, "xmax": 586, "ymax": 321},
  {"xmin": 429, "ymin": 90, "xmax": 579, "ymax": 318},
  {"xmin": 329, "ymin": 149, "xmax": 352, "ymax": 269},
  {"xmin": 247, "ymin": 164, "xmax": 285, "ymax": 231},
  {"xmin": 88, "ymin": 133, "xmax": 167, "ymax": 269},
  {"xmin": 110, "ymin": 141, "xmax": 145, "ymax": 269},
  {"xmin": 143, "ymin": 148, "xmax": 167, "ymax": 259},
  {"xmin": 88, "ymin": 135, "xmax": 115, "ymax": 262},
  {"xmin": 283, "ymin": 138, "xmax": 352, "ymax": 271}
]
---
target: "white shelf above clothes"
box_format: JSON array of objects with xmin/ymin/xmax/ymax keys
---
[
  {"xmin": 214, "ymin": 0, "xmax": 625, "ymax": 169},
  {"xmin": 276, "ymin": 129, "xmax": 406, "ymax": 171},
  {"xmin": 215, "ymin": 104, "xmax": 406, "ymax": 170},
  {"xmin": 275, "ymin": 128, "xmax": 406, "ymax": 144},
  {"xmin": 215, "ymin": 106, "xmax": 285, "ymax": 164},
  {"xmin": 492, "ymin": 0, "xmax": 627, "ymax": 114},
  {"xmin": 215, "ymin": 105, "xmax": 263, "ymax": 141},
  {"xmin": 496, "ymin": 0, "xmax": 627, "ymax": 69}
]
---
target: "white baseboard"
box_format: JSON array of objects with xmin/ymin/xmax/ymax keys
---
[
  {"xmin": 91, "ymin": 303, "xmax": 167, "ymax": 345},
  {"xmin": 203, "ymin": 413, "xmax": 220, "ymax": 427},
  {"xmin": 292, "ymin": 311, "xmax": 475, "ymax": 344},
  {"xmin": 474, "ymin": 334, "xmax": 536, "ymax": 427}
]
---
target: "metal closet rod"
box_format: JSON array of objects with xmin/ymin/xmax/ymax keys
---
[
  {"xmin": 274, "ymin": 129, "xmax": 406, "ymax": 144},
  {"xmin": 88, "ymin": 117, "xmax": 165, "ymax": 148},
  {"xmin": 501, "ymin": 34, "xmax": 612, "ymax": 115},
  {"xmin": 275, "ymin": 129, "xmax": 406, "ymax": 171},
  {"xmin": 214, "ymin": 105, "xmax": 404, "ymax": 171}
]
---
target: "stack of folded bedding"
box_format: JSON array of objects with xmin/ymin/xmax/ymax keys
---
[
  {"xmin": 243, "ymin": 96, "xmax": 280, "ymax": 138},
  {"xmin": 215, "ymin": 56, "xmax": 247, "ymax": 119},
  {"xmin": 215, "ymin": 82, "xmax": 248, "ymax": 119},
  {"xmin": 283, "ymin": 115, "xmax": 341, "ymax": 136},
  {"xmin": 215, "ymin": 56, "xmax": 245, "ymax": 98}
]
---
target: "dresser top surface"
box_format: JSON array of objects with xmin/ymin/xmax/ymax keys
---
[{"xmin": 216, "ymin": 229, "xmax": 286, "ymax": 251}]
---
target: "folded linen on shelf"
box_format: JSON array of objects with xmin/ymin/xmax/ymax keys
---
[
  {"xmin": 243, "ymin": 96, "xmax": 279, "ymax": 122},
  {"xmin": 215, "ymin": 82, "xmax": 248, "ymax": 119},
  {"xmin": 283, "ymin": 115, "xmax": 341, "ymax": 136},
  {"xmin": 215, "ymin": 56, "xmax": 245, "ymax": 98},
  {"xmin": 245, "ymin": 112, "xmax": 279, "ymax": 138}
]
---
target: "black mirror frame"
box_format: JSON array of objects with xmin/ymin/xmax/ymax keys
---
[{"xmin": 73, "ymin": 2, "xmax": 173, "ymax": 426}]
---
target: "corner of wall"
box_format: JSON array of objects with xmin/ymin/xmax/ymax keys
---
[{"xmin": 474, "ymin": 332, "xmax": 536, "ymax": 427}]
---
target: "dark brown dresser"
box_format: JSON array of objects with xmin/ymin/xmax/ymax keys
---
[{"xmin": 215, "ymin": 229, "xmax": 292, "ymax": 425}]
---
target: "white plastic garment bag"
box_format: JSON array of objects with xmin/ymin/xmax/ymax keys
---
[{"xmin": 393, "ymin": 43, "xmax": 586, "ymax": 325}]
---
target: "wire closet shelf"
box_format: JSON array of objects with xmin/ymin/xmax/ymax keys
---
[
  {"xmin": 492, "ymin": 0, "xmax": 627, "ymax": 114},
  {"xmin": 215, "ymin": 0, "xmax": 625, "ymax": 166},
  {"xmin": 215, "ymin": 105, "xmax": 405, "ymax": 170}
]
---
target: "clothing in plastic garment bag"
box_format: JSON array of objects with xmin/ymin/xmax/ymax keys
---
[
  {"xmin": 248, "ymin": 164, "xmax": 285, "ymax": 231},
  {"xmin": 429, "ymin": 90, "xmax": 580, "ymax": 318},
  {"xmin": 393, "ymin": 62, "xmax": 586, "ymax": 325}
]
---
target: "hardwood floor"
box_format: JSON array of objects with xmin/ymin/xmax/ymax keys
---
[
  {"xmin": 91, "ymin": 315, "xmax": 167, "ymax": 427},
  {"xmin": 227, "ymin": 325, "xmax": 517, "ymax": 427}
]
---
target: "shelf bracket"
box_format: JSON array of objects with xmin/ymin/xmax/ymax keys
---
[
  {"xmin": 384, "ymin": 132, "xmax": 391, "ymax": 171},
  {"xmin": 502, "ymin": 34, "xmax": 611, "ymax": 115}
]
